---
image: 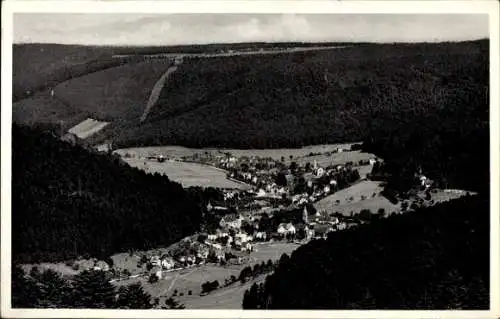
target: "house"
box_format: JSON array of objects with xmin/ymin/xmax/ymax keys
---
[
  {"xmin": 255, "ymin": 231, "xmax": 267, "ymax": 241},
  {"xmin": 207, "ymin": 234, "xmax": 217, "ymax": 241},
  {"xmin": 152, "ymin": 265, "xmax": 163, "ymax": 280},
  {"xmin": 285, "ymin": 223, "xmax": 296, "ymax": 235},
  {"xmin": 186, "ymin": 255, "xmax": 196, "ymax": 265},
  {"xmin": 235, "ymin": 233, "xmax": 249, "ymax": 244},
  {"xmin": 337, "ymin": 222, "xmax": 347, "ymax": 231},
  {"xmin": 161, "ymin": 257, "xmax": 175, "ymax": 270},
  {"xmin": 150, "ymin": 255, "xmax": 161, "ymax": 267},
  {"xmin": 219, "ymin": 214, "xmax": 240, "ymax": 229},
  {"xmin": 316, "ymin": 167, "xmax": 325, "ymax": 177},
  {"xmin": 93, "ymin": 260, "xmax": 110, "ymax": 272},
  {"xmin": 277, "ymin": 223, "xmax": 287, "ymax": 235},
  {"xmin": 241, "ymin": 242, "xmax": 253, "ymax": 252},
  {"xmin": 369, "ymin": 158, "xmax": 377, "ymax": 165},
  {"xmin": 256, "ymin": 189, "xmax": 267, "ymax": 198}
]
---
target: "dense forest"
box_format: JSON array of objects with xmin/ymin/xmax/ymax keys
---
[
  {"xmin": 106, "ymin": 40, "xmax": 487, "ymax": 151},
  {"xmin": 13, "ymin": 41, "xmax": 357, "ymax": 102},
  {"xmin": 12, "ymin": 266, "xmax": 186, "ymax": 309},
  {"xmin": 243, "ymin": 194, "xmax": 489, "ymax": 309},
  {"xmin": 12, "ymin": 124, "xmax": 219, "ymax": 263}
]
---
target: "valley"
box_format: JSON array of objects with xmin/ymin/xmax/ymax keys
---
[{"xmin": 10, "ymin": 37, "xmax": 490, "ymax": 311}]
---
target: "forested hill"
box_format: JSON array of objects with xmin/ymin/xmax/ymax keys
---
[
  {"xmin": 12, "ymin": 124, "xmax": 214, "ymax": 263},
  {"xmin": 106, "ymin": 40, "xmax": 488, "ymax": 150},
  {"xmin": 243, "ymin": 194, "xmax": 489, "ymax": 309}
]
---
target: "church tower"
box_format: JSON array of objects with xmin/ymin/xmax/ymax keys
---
[{"xmin": 303, "ymin": 205, "xmax": 309, "ymax": 225}]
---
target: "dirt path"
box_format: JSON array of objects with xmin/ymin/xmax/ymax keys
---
[{"xmin": 140, "ymin": 64, "xmax": 179, "ymax": 123}]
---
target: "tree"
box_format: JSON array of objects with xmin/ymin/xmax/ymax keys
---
[
  {"xmin": 359, "ymin": 209, "xmax": 372, "ymax": 222},
  {"xmin": 276, "ymin": 172, "xmax": 288, "ymax": 187},
  {"xmin": 305, "ymin": 162, "xmax": 312, "ymax": 171},
  {"xmin": 239, "ymin": 266, "xmax": 252, "ymax": 283},
  {"xmin": 278, "ymin": 253, "xmax": 290, "ymax": 267},
  {"xmin": 377, "ymin": 208, "xmax": 386, "ymax": 218},
  {"xmin": 70, "ymin": 270, "xmax": 117, "ymax": 308},
  {"xmin": 148, "ymin": 273, "xmax": 159, "ymax": 284},
  {"xmin": 11, "ymin": 266, "xmax": 40, "ymax": 308},
  {"xmin": 163, "ymin": 297, "xmax": 185, "ymax": 309},
  {"xmin": 116, "ymin": 283, "xmax": 153, "ymax": 309},
  {"xmin": 37, "ymin": 268, "xmax": 72, "ymax": 308}
]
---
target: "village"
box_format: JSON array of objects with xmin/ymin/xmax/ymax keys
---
[
  {"xmin": 106, "ymin": 146, "xmax": 384, "ymax": 279},
  {"xmin": 35, "ymin": 142, "xmax": 469, "ymax": 307}
]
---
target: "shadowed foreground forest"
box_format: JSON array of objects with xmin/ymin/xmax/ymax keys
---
[
  {"xmin": 243, "ymin": 194, "xmax": 489, "ymax": 309},
  {"xmin": 12, "ymin": 124, "xmax": 220, "ymax": 263}
]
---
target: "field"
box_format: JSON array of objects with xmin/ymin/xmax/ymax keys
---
[
  {"xmin": 291, "ymin": 150, "xmax": 375, "ymax": 167},
  {"xmin": 315, "ymin": 180, "xmax": 400, "ymax": 216},
  {"xmin": 115, "ymin": 143, "xmax": 359, "ymax": 161},
  {"xmin": 54, "ymin": 59, "xmax": 173, "ymax": 122},
  {"xmin": 68, "ymin": 118, "xmax": 110, "ymax": 139},
  {"xmin": 121, "ymin": 157, "xmax": 251, "ymax": 189}
]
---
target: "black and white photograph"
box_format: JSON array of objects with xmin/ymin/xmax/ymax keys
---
[{"xmin": 1, "ymin": 1, "xmax": 499, "ymax": 318}]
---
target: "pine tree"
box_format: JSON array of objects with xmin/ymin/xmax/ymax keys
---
[
  {"xmin": 116, "ymin": 283, "xmax": 152, "ymax": 309},
  {"xmin": 70, "ymin": 270, "xmax": 117, "ymax": 308},
  {"xmin": 11, "ymin": 266, "xmax": 40, "ymax": 308},
  {"xmin": 37, "ymin": 268, "xmax": 71, "ymax": 308}
]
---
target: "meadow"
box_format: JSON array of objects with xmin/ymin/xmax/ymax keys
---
[
  {"xmin": 121, "ymin": 157, "xmax": 251, "ymax": 189},
  {"xmin": 53, "ymin": 59, "xmax": 173, "ymax": 122},
  {"xmin": 115, "ymin": 143, "xmax": 358, "ymax": 161},
  {"xmin": 314, "ymin": 180, "xmax": 400, "ymax": 216},
  {"xmin": 68, "ymin": 118, "xmax": 110, "ymax": 139}
]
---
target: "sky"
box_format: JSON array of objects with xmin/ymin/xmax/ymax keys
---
[{"xmin": 13, "ymin": 14, "xmax": 489, "ymax": 46}]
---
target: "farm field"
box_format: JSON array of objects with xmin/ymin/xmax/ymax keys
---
[
  {"xmin": 314, "ymin": 180, "xmax": 400, "ymax": 216},
  {"xmin": 291, "ymin": 150, "xmax": 376, "ymax": 167},
  {"xmin": 68, "ymin": 118, "xmax": 110, "ymax": 139},
  {"xmin": 181, "ymin": 275, "xmax": 266, "ymax": 309},
  {"xmin": 114, "ymin": 143, "xmax": 359, "ymax": 161},
  {"xmin": 121, "ymin": 157, "xmax": 251, "ymax": 189}
]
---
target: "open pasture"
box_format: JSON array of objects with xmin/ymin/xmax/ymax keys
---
[
  {"xmin": 291, "ymin": 150, "xmax": 376, "ymax": 167},
  {"xmin": 68, "ymin": 118, "xmax": 110, "ymax": 139},
  {"xmin": 54, "ymin": 59, "xmax": 173, "ymax": 121},
  {"xmin": 115, "ymin": 143, "xmax": 359, "ymax": 161},
  {"xmin": 121, "ymin": 157, "xmax": 250, "ymax": 189},
  {"xmin": 314, "ymin": 180, "xmax": 400, "ymax": 216}
]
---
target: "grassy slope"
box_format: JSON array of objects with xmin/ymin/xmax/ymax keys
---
[
  {"xmin": 53, "ymin": 59, "xmax": 173, "ymax": 122},
  {"xmin": 12, "ymin": 44, "xmax": 127, "ymax": 101}
]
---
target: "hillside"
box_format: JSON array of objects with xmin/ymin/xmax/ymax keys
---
[
  {"xmin": 97, "ymin": 40, "xmax": 488, "ymax": 150},
  {"xmin": 11, "ymin": 124, "xmax": 220, "ymax": 263},
  {"xmin": 12, "ymin": 40, "xmax": 489, "ymax": 193},
  {"xmin": 243, "ymin": 194, "xmax": 489, "ymax": 309}
]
